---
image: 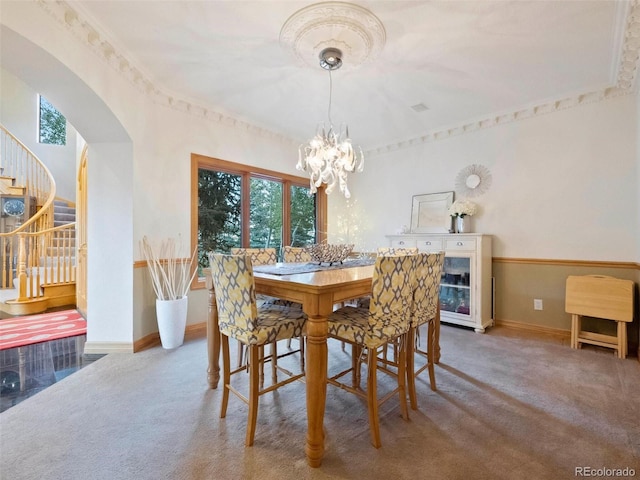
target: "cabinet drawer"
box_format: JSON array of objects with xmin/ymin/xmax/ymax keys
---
[
  {"xmin": 416, "ymin": 239, "xmax": 443, "ymax": 251},
  {"xmin": 446, "ymin": 238, "xmax": 477, "ymax": 251},
  {"xmin": 390, "ymin": 238, "xmax": 416, "ymax": 248}
]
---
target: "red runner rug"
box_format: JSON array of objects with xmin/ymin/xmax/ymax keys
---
[{"xmin": 0, "ymin": 310, "xmax": 86, "ymax": 351}]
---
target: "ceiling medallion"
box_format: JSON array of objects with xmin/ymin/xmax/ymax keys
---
[
  {"xmin": 455, "ymin": 164, "xmax": 492, "ymax": 198},
  {"xmin": 279, "ymin": 2, "xmax": 386, "ymax": 70}
]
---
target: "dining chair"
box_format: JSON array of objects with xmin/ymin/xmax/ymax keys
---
[
  {"xmin": 230, "ymin": 247, "xmax": 279, "ymax": 267},
  {"xmin": 406, "ymin": 251, "xmax": 445, "ymax": 410},
  {"xmin": 208, "ymin": 253, "xmax": 307, "ymax": 446},
  {"xmin": 229, "ymin": 248, "xmax": 279, "ymax": 369},
  {"xmin": 282, "ymin": 245, "xmax": 312, "ymax": 263},
  {"xmin": 229, "ymin": 247, "xmax": 303, "ymax": 379},
  {"xmin": 327, "ymin": 254, "xmax": 416, "ymax": 448},
  {"xmin": 354, "ymin": 246, "xmax": 420, "ymax": 310}
]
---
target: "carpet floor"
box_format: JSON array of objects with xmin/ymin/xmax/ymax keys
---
[{"xmin": 0, "ymin": 324, "xmax": 638, "ymax": 480}]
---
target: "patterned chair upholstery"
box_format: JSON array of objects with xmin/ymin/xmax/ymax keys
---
[
  {"xmin": 230, "ymin": 247, "xmax": 279, "ymax": 266},
  {"xmin": 208, "ymin": 253, "xmax": 306, "ymax": 446},
  {"xmin": 227, "ymin": 247, "xmax": 303, "ymax": 374},
  {"xmin": 407, "ymin": 251, "xmax": 445, "ymax": 410},
  {"xmin": 355, "ymin": 247, "xmax": 420, "ymax": 309},
  {"xmin": 327, "ymin": 254, "xmax": 416, "ymax": 448},
  {"xmin": 282, "ymin": 246, "xmax": 312, "ymax": 263},
  {"xmin": 377, "ymin": 247, "xmax": 419, "ymax": 255}
]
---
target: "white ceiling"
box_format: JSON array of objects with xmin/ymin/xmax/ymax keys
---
[{"xmin": 67, "ymin": 0, "xmax": 635, "ymax": 154}]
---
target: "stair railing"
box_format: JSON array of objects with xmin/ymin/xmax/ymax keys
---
[
  {"xmin": 14, "ymin": 223, "xmax": 77, "ymax": 301},
  {"xmin": 0, "ymin": 125, "xmax": 57, "ymax": 299}
]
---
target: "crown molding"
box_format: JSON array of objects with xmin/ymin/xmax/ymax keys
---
[
  {"xmin": 365, "ymin": 86, "xmax": 633, "ymax": 156},
  {"xmin": 37, "ymin": 0, "xmax": 297, "ymax": 147},
  {"xmin": 366, "ymin": 0, "xmax": 640, "ymax": 156},
  {"xmin": 37, "ymin": 0, "xmax": 639, "ymax": 156}
]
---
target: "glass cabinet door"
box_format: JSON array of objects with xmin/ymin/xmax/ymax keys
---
[{"xmin": 439, "ymin": 255, "xmax": 472, "ymax": 317}]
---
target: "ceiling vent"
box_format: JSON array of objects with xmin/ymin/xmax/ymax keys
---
[{"xmin": 411, "ymin": 103, "xmax": 429, "ymax": 113}]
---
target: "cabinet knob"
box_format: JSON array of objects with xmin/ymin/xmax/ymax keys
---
[
  {"xmin": 457, "ymin": 242, "xmax": 463, "ymax": 246},
  {"xmin": 425, "ymin": 241, "xmax": 431, "ymax": 245},
  {"xmin": 399, "ymin": 241, "xmax": 405, "ymax": 245}
]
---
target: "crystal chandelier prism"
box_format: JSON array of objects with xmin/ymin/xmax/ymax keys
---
[{"xmin": 296, "ymin": 48, "xmax": 364, "ymax": 199}]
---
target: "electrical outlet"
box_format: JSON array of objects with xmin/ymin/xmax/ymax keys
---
[{"xmin": 534, "ymin": 299, "xmax": 543, "ymax": 310}]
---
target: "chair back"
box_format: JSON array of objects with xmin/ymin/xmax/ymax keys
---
[
  {"xmin": 208, "ymin": 253, "xmax": 258, "ymax": 339},
  {"xmin": 230, "ymin": 247, "xmax": 278, "ymax": 266},
  {"xmin": 377, "ymin": 247, "xmax": 419, "ymax": 255},
  {"xmin": 368, "ymin": 254, "xmax": 416, "ymax": 331},
  {"xmin": 412, "ymin": 252, "xmax": 445, "ymax": 325},
  {"xmin": 282, "ymin": 246, "xmax": 312, "ymax": 263}
]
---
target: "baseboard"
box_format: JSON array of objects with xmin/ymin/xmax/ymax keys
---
[
  {"xmin": 494, "ymin": 318, "xmax": 571, "ymax": 339},
  {"xmin": 83, "ymin": 341, "xmax": 134, "ymax": 354},
  {"xmin": 133, "ymin": 322, "xmax": 206, "ymax": 353},
  {"xmin": 134, "ymin": 333, "xmax": 160, "ymax": 352},
  {"xmin": 185, "ymin": 321, "xmax": 206, "ymax": 339}
]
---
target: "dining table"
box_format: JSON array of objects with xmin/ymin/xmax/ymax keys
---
[{"xmin": 204, "ymin": 260, "xmax": 375, "ymax": 467}]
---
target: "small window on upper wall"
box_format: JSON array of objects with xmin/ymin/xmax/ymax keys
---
[{"xmin": 38, "ymin": 95, "xmax": 66, "ymax": 145}]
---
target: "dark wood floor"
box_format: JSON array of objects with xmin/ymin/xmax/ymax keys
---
[{"xmin": 0, "ymin": 335, "xmax": 103, "ymax": 413}]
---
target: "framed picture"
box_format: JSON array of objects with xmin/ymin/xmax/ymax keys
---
[{"xmin": 410, "ymin": 191, "xmax": 454, "ymax": 233}]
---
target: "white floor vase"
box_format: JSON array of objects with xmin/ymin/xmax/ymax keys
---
[{"xmin": 156, "ymin": 296, "xmax": 188, "ymax": 349}]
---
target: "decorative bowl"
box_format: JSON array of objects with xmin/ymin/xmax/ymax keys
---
[{"xmin": 304, "ymin": 243, "xmax": 354, "ymax": 265}]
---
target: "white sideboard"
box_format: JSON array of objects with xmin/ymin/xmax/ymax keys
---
[{"xmin": 385, "ymin": 233, "xmax": 493, "ymax": 333}]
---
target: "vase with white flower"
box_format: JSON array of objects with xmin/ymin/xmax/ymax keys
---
[{"xmin": 449, "ymin": 200, "xmax": 478, "ymax": 234}]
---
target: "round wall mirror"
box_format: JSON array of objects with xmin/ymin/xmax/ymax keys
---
[
  {"xmin": 465, "ymin": 174, "xmax": 481, "ymax": 189},
  {"xmin": 455, "ymin": 164, "xmax": 492, "ymax": 198}
]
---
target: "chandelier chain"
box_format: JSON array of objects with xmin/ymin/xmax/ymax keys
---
[{"xmin": 327, "ymin": 70, "xmax": 333, "ymax": 127}]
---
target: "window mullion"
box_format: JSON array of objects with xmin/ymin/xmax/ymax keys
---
[{"xmin": 241, "ymin": 172, "xmax": 251, "ymax": 247}]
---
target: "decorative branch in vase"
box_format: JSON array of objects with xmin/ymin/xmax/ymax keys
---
[
  {"xmin": 140, "ymin": 236, "xmax": 198, "ymax": 349},
  {"xmin": 448, "ymin": 200, "xmax": 478, "ymax": 234}
]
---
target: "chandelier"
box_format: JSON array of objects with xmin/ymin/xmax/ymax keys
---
[{"xmin": 296, "ymin": 48, "xmax": 364, "ymax": 199}]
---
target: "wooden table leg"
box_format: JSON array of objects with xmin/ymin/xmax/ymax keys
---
[
  {"xmin": 304, "ymin": 293, "xmax": 331, "ymax": 468},
  {"xmin": 205, "ymin": 270, "xmax": 220, "ymax": 389},
  {"xmin": 434, "ymin": 309, "xmax": 441, "ymax": 364}
]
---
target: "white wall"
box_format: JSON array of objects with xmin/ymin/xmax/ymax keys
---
[
  {"xmin": 0, "ymin": 1, "xmax": 301, "ymax": 351},
  {"xmin": 1, "ymin": 68, "xmax": 78, "ymax": 201},
  {"xmin": 331, "ymin": 94, "xmax": 638, "ymax": 263},
  {"xmin": 1, "ymin": 2, "xmax": 638, "ymax": 353}
]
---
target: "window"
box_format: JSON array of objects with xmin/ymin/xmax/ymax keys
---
[
  {"xmin": 38, "ymin": 95, "xmax": 66, "ymax": 145},
  {"xmin": 191, "ymin": 153, "xmax": 326, "ymax": 286}
]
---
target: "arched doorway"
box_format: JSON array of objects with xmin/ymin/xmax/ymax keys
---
[{"xmin": 1, "ymin": 23, "xmax": 134, "ymax": 352}]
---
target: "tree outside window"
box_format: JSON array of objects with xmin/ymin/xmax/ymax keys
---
[
  {"xmin": 290, "ymin": 185, "xmax": 316, "ymax": 246},
  {"xmin": 250, "ymin": 177, "xmax": 283, "ymax": 250},
  {"xmin": 38, "ymin": 95, "xmax": 66, "ymax": 145},
  {"xmin": 197, "ymin": 170, "xmax": 241, "ymax": 269}
]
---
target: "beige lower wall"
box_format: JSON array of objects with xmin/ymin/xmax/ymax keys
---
[
  {"xmin": 493, "ymin": 259, "xmax": 640, "ymax": 355},
  {"xmin": 133, "ymin": 258, "xmax": 639, "ymax": 356}
]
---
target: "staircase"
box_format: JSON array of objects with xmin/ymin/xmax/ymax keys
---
[
  {"xmin": 0, "ymin": 125, "xmax": 77, "ymax": 315},
  {"xmin": 54, "ymin": 201, "xmax": 76, "ymax": 226}
]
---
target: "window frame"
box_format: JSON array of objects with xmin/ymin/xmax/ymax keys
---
[{"xmin": 190, "ymin": 153, "xmax": 327, "ymax": 289}]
